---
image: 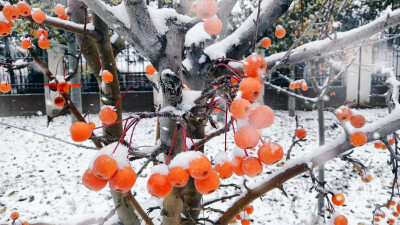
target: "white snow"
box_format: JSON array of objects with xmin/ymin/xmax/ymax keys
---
[
  {"xmin": 148, "ymin": 7, "xmax": 192, "ymax": 35},
  {"xmin": 168, "ymin": 151, "xmax": 203, "ymax": 169},
  {"xmin": 0, "ymin": 11, "xmax": 9, "ymax": 23},
  {"xmin": 110, "ymin": 33, "xmax": 119, "ymax": 44},
  {"xmin": 151, "ymin": 164, "xmax": 169, "ymax": 176},
  {"xmin": 213, "ymin": 151, "xmax": 230, "ymax": 165},
  {"xmin": 185, "ymin": 22, "xmax": 211, "ymax": 47},
  {"xmin": 86, "ymin": 23, "xmax": 95, "ymax": 31},
  {"xmin": 102, "ymin": 1, "xmax": 131, "ymax": 29},
  {"xmin": 233, "ymin": 146, "xmax": 246, "ymax": 158},
  {"xmin": 88, "ymin": 142, "xmax": 130, "ymax": 170}
]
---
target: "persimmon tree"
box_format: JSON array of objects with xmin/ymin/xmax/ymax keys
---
[{"xmin": 2, "ymin": 0, "xmax": 400, "ymax": 225}]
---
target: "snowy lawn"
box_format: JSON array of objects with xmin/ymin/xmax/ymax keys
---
[{"xmin": 0, "ymin": 108, "xmax": 395, "ymax": 225}]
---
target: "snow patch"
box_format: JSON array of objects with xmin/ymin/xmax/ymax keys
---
[
  {"xmin": 88, "ymin": 142, "xmax": 130, "ymax": 170},
  {"xmin": 169, "ymin": 151, "xmax": 203, "ymax": 169},
  {"xmin": 151, "ymin": 164, "xmax": 169, "ymax": 176},
  {"xmin": 185, "ymin": 22, "xmax": 211, "ymax": 47},
  {"xmin": 214, "ymin": 151, "xmax": 230, "ymax": 165}
]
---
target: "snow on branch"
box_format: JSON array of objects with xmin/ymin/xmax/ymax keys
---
[
  {"xmin": 265, "ymin": 8, "xmax": 400, "ymax": 67},
  {"xmin": 265, "ymin": 82, "xmax": 318, "ymax": 103},
  {"xmin": 204, "ymin": 0, "xmax": 292, "ymax": 60}
]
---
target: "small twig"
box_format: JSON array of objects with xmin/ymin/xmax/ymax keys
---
[
  {"xmin": 202, "ymin": 193, "xmax": 241, "ymax": 207},
  {"xmin": 99, "ymin": 195, "xmax": 125, "ymax": 225}
]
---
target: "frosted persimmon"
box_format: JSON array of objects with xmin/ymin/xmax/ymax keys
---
[
  {"xmin": 196, "ymin": 0, "xmax": 218, "ymax": 19},
  {"xmin": 17, "ymin": 2, "xmax": 31, "ymax": 17},
  {"xmin": 301, "ymin": 84, "xmax": 309, "ymax": 91},
  {"xmin": 0, "ymin": 21, "xmax": 12, "ymax": 37},
  {"xmin": 0, "ymin": 83, "xmax": 12, "ymax": 93},
  {"xmin": 3, "ymin": 4, "xmax": 19, "ymax": 21},
  {"xmin": 393, "ymin": 212, "xmax": 399, "ymax": 217},
  {"xmin": 58, "ymin": 14, "xmax": 68, "ymax": 20},
  {"xmin": 53, "ymin": 96, "xmax": 65, "ymax": 107},
  {"xmin": 275, "ymin": 25, "xmax": 286, "ymax": 39},
  {"xmin": 109, "ymin": 167, "xmax": 137, "ymax": 193},
  {"xmin": 54, "ymin": 4, "xmax": 66, "ymax": 16},
  {"xmin": 20, "ymin": 40, "xmax": 32, "ymax": 50},
  {"xmin": 334, "ymin": 215, "xmax": 348, "ymax": 225},
  {"xmin": 36, "ymin": 29, "xmax": 48, "ymax": 38},
  {"xmin": 397, "ymin": 204, "xmax": 400, "ymax": 213},
  {"xmin": 389, "ymin": 218, "xmax": 395, "ymax": 224},
  {"xmin": 57, "ymin": 81, "xmax": 70, "ymax": 93},
  {"xmin": 245, "ymin": 205, "xmax": 254, "ymax": 214},
  {"xmin": 147, "ymin": 173, "xmax": 172, "ymax": 198},
  {"xmin": 337, "ymin": 107, "xmax": 353, "ymax": 122},
  {"xmin": 214, "ymin": 161, "xmax": 233, "ymax": 179},
  {"xmin": 289, "ymin": 82, "xmax": 296, "ymax": 90},
  {"xmin": 189, "ymin": 155, "xmax": 212, "ymax": 180},
  {"xmin": 261, "ymin": 37, "xmax": 271, "ymax": 48},
  {"xmin": 239, "ymin": 78, "xmax": 262, "ymax": 101},
  {"xmin": 243, "ymin": 54, "xmax": 267, "ymax": 78},
  {"xmin": 332, "ymin": 193, "xmax": 345, "ymax": 206},
  {"xmin": 10, "ymin": 212, "xmax": 19, "ymax": 220},
  {"xmin": 258, "ymin": 142, "xmax": 283, "ymax": 165},
  {"xmin": 32, "ymin": 10, "xmax": 46, "ymax": 23},
  {"xmin": 99, "ymin": 107, "xmax": 117, "ymax": 124},
  {"xmin": 350, "ymin": 115, "xmax": 365, "ymax": 128},
  {"xmin": 167, "ymin": 166, "xmax": 189, "ymax": 187},
  {"xmin": 230, "ymin": 98, "xmax": 252, "ymax": 119},
  {"xmin": 204, "ymin": 17, "xmax": 222, "ymax": 35},
  {"xmin": 101, "ymin": 71, "xmax": 113, "ymax": 83},
  {"xmin": 70, "ymin": 122, "xmax": 93, "ymax": 142},
  {"xmin": 146, "ymin": 65, "xmax": 156, "ymax": 75},
  {"xmin": 82, "ymin": 169, "xmax": 108, "ymax": 191},
  {"xmin": 242, "ymin": 157, "xmax": 263, "ymax": 177},
  {"xmin": 361, "ymin": 174, "xmax": 372, "ymax": 183},
  {"xmin": 296, "ymin": 129, "xmax": 307, "ymax": 139},
  {"xmin": 231, "ymin": 156, "xmax": 245, "ymax": 176},
  {"xmin": 350, "ymin": 132, "xmax": 367, "ymax": 146},
  {"xmin": 194, "ymin": 170, "xmax": 220, "ymax": 194},
  {"xmin": 248, "ymin": 105, "xmax": 275, "ymax": 129},
  {"xmin": 234, "ymin": 126, "xmax": 259, "ymax": 149},
  {"xmin": 38, "ymin": 39, "xmax": 50, "ymax": 49},
  {"xmin": 93, "ymin": 155, "xmax": 117, "ymax": 179}
]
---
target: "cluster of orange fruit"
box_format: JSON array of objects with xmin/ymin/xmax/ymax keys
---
[
  {"xmin": 234, "ymin": 205, "xmax": 254, "ymax": 225},
  {"xmin": 373, "ymin": 200, "xmax": 400, "ymax": 225},
  {"xmin": 0, "ymin": 2, "xmax": 30, "ymax": 37},
  {"xmin": 330, "ymin": 193, "xmax": 348, "ymax": 225},
  {"xmin": 82, "ymin": 143, "xmax": 136, "ymax": 192},
  {"xmin": 259, "ymin": 25, "xmax": 286, "ymax": 49},
  {"xmin": 336, "ymin": 107, "xmax": 368, "ymax": 147},
  {"xmin": 0, "ymin": 82, "xmax": 12, "ymax": 93},
  {"xmin": 288, "ymin": 79, "xmax": 308, "ymax": 91},
  {"xmin": 10, "ymin": 212, "xmax": 29, "ymax": 225},
  {"xmin": 193, "ymin": 0, "xmax": 222, "ymax": 35},
  {"xmin": 46, "ymin": 77, "xmax": 74, "ymax": 107},
  {"xmin": 374, "ymin": 135, "xmax": 396, "ymax": 150}
]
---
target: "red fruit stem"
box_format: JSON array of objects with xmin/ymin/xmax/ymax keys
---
[
  {"xmin": 224, "ymin": 104, "xmax": 228, "ymax": 152},
  {"xmin": 209, "ymin": 106, "xmax": 227, "ymax": 114},
  {"xmin": 113, "ymin": 118, "xmax": 138, "ymax": 154},
  {"xmin": 180, "ymin": 125, "xmax": 199, "ymax": 152},
  {"xmin": 180, "ymin": 128, "xmax": 187, "ymax": 152},
  {"xmin": 128, "ymin": 119, "xmax": 140, "ymax": 152},
  {"xmin": 29, "ymin": 23, "xmax": 37, "ymax": 42},
  {"xmin": 213, "ymin": 63, "xmax": 246, "ymax": 78},
  {"xmin": 231, "ymin": 119, "xmax": 236, "ymax": 135},
  {"xmin": 63, "ymin": 57, "xmax": 67, "ymax": 79},
  {"xmin": 258, "ymin": 134, "xmax": 265, "ymax": 144},
  {"xmin": 113, "ymin": 79, "xmax": 148, "ymax": 110},
  {"xmin": 166, "ymin": 127, "xmax": 179, "ymax": 165},
  {"xmin": 55, "ymin": 54, "xmax": 66, "ymax": 76},
  {"xmin": 244, "ymin": 149, "xmax": 248, "ymax": 157},
  {"xmin": 208, "ymin": 99, "xmax": 231, "ymax": 106}
]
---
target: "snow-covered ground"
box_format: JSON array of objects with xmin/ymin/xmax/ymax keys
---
[{"xmin": 0, "ymin": 108, "xmax": 395, "ymax": 225}]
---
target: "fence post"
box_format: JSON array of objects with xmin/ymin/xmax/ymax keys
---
[{"xmin": 66, "ymin": 32, "xmax": 82, "ymax": 123}]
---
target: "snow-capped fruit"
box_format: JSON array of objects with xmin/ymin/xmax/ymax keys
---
[
  {"xmin": 244, "ymin": 205, "xmax": 254, "ymax": 214},
  {"xmin": 54, "ymin": 4, "xmax": 66, "ymax": 16},
  {"xmin": 53, "ymin": 96, "xmax": 65, "ymax": 107},
  {"xmin": 350, "ymin": 115, "xmax": 365, "ymax": 128},
  {"xmin": 203, "ymin": 17, "xmax": 222, "ymax": 35},
  {"xmin": 36, "ymin": 29, "xmax": 48, "ymax": 38},
  {"xmin": 337, "ymin": 107, "xmax": 353, "ymax": 122},
  {"xmin": 275, "ymin": 25, "xmax": 286, "ymax": 39},
  {"xmin": 167, "ymin": 166, "xmax": 189, "ymax": 187},
  {"xmin": 361, "ymin": 174, "xmax": 372, "ymax": 183},
  {"xmin": 147, "ymin": 173, "xmax": 172, "ymax": 198},
  {"xmin": 214, "ymin": 161, "xmax": 233, "ymax": 179},
  {"xmin": 243, "ymin": 54, "xmax": 267, "ymax": 78},
  {"xmin": 101, "ymin": 71, "xmax": 113, "ymax": 83},
  {"xmin": 70, "ymin": 122, "xmax": 93, "ymax": 142},
  {"xmin": 231, "ymin": 156, "xmax": 245, "ymax": 176},
  {"xmin": 10, "ymin": 212, "xmax": 19, "ymax": 220},
  {"xmin": 82, "ymin": 169, "xmax": 108, "ymax": 191},
  {"xmin": 239, "ymin": 78, "xmax": 262, "ymax": 101},
  {"xmin": 296, "ymin": 129, "xmax": 307, "ymax": 139},
  {"xmin": 38, "ymin": 39, "xmax": 50, "ymax": 49},
  {"xmin": 234, "ymin": 126, "xmax": 259, "ymax": 149},
  {"xmin": 248, "ymin": 105, "xmax": 275, "ymax": 129},
  {"xmin": 261, "ymin": 37, "xmax": 271, "ymax": 48},
  {"xmin": 332, "ymin": 193, "xmax": 345, "ymax": 206},
  {"xmin": 196, "ymin": 0, "xmax": 218, "ymax": 20},
  {"xmin": 17, "ymin": 2, "xmax": 31, "ymax": 17},
  {"xmin": 0, "ymin": 21, "xmax": 12, "ymax": 37},
  {"xmin": 93, "ymin": 155, "xmax": 118, "ymax": 179},
  {"xmin": 257, "ymin": 142, "xmax": 283, "ymax": 165},
  {"xmin": 146, "ymin": 65, "xmax": 156, "ymax": 75},
  {"xmin": 350, "ymin": 132, "xmax": 367, "ymax": 147},
  {"xmin": 20, "ymin": 40, "xmax": 32, "ymax": 50},
  {"xmin": 242, "ymin": 157, "xmax": 263, "ymax": 177},
  {"xmin": 3, "ymin": 4, "xmax": 19, "ymax": 21},
  {"xmin": 0, "ymin": 83, "xmax": 12, "ymax": 93},
  {"xmin": 32, "ymin": 10, "xmax": 46, "ymax": 23},
  {"xmin": 333, "ymin": 215, "xmax": 348, "ymax": 225},
  {"xmin": 194, "ymin": 170, "xmax": 220, "ymax": 194},
  {"xmin": 301, "ymin": 84, "xmax": 309, "ymax": 91},
  {"xmin": 109, "ymin": 167, "xmax": 137, "ymax": 193},
  {"xmin": 289, "ymin": 82, "xmax": 296, "ymax": 90},
  {"xmin": 57, "ymin": 81, "xmax": 70, "ymax": 93},
  {"xmin": 189, "ymin": 155, "xmax": 212, "ymax": 180},
  {"xmin": 99, "ymin": 107, "xmax": 117, "ymax": 124},
  {"xmin": 230, "ymin": 99, "xmax": 252, "ymax": 119}
]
